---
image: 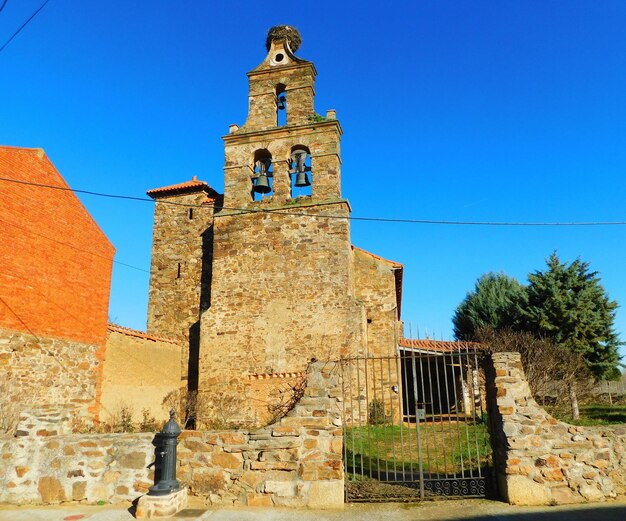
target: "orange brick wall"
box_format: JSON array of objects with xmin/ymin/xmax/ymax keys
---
[{"xmin": 0, "ymin": 146, "xmax": 115, "ymax": 346}]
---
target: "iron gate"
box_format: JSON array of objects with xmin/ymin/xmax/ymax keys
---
[{"xmin": 340, "ymin": 339, "xmax": 492, "ymax": 501}]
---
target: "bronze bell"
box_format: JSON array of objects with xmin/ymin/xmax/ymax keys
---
[
  {"xmin": 254, "ymin": 173, "xmax": 271, "ymax": 193},
  {"xmin": 294, "ymin": 171, "xmax": 311, "ymax": 187},
  {"xmin": 253, "ymin": 158, "xmax": 272, "ymax": 194}
]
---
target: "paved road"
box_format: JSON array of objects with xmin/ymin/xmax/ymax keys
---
[{"xmin": 1, "ymin": 499, "xmax": 625, "ymax": 521}]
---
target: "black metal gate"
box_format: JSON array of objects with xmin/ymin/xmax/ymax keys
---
[{"xmin": 341, "ymin": 339, "xmax": 491, "ymax": 501}]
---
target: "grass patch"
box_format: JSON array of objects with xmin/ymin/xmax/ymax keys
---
[
  {"xmin": 550, "ymin": 404, "xmax": 626, "ymax": 426},
  {"xmin": 345, "ymin": 420, "xmax": 491, "ymax": 477}
]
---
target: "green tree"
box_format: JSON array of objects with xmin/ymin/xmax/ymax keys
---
[
  {"xmin": 523, "ymin": 253, "xmax": 621, "ymax": 380},
  {"xmin": 453, "ymin": 273, "xmax": 527, "ymax": 341}
]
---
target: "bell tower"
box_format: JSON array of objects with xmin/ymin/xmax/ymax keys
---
[
  {"xmin": 198, "ymin": 26, "xmax": 365, "ymax": 427},
  {"xmin": 222, "ymin": 25, "xmax": 343, "ymax": 209}
]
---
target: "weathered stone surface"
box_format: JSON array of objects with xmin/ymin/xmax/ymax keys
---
[
  {"xmin": 307, "ymin": 480, "xmax": 344, "ymax": 508},
  {"xmin": 38, "ymin": 476, "xmax": 66, "ymax": 503},
  {"xmin": 1, "ymin": 328, "xmax": 101, "ymax": 428},
  {"xmin": 489, "ymin": 353, "xmax": 626, "ymax": 506},
  {"xmin": 118, "ymin": 451, "xmax": 147, "ymax": 469},
  {"xmin": 136, "ymin": 488, "xmax": 188, "ymax": 519},
  {"xmin": 0, "ymin": 362, "xmax": 345, "ymax": 509},
  {"xmin": 211, "ymin": 452, "xmax": 243, "ymax": 469}
]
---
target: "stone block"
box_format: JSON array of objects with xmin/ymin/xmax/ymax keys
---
[
  {"xmin": 119, "ymin": 451, "xmax": 148, "ymax": 469},
  {"xmin": 38, "ymin": 476, "xmax": 66, "ymax": 503},
  {"xmin": 307, "ymin": 480, "xmax": 344, "ymax": 508},
  {"xmin": 212, "ymin": 452, "xmax": 243, "ymax": 469},
  {"xmin": 72, "ymin": 481, "xmax": 87, "ymax": 501},
  {"xmin": 264, "ymin": 480, "xmax": 296, "ymax": 497},
  {"xmin": 506, "ymin": 475, "xmax": 549, "ymax": 505},
  {"xmin": 246, "ymin": 492, "xmax": 273, "ymax": 506},
  {"xmin": 136, "ymin": 488, "xmax": 188, "ymax": 519}
]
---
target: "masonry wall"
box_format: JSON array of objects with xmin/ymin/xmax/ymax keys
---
[
  {"xmin": 0, "ymin": 362, "xmax": 344, "ymax": 508},
  {"xmin": 147, "ymin": 191, "xmax": 215, "ymax": 389},
  {"xmin": 100, "ymin": 329, "xmax": 182, "ymax": 425},
  {"xmin": 0, "ymin": 328, "xmax": 102, "ymax": 425},
  {"xmin": 0, "ymin": 146, "xmax": 114, "ymax": 347},
  {"xmin": 487, "ymin": 352, "xmax": 626, "ymax": 505},
  {"xmin": 199, "ymin": 203, "xmax": 365, "ymax": 426},
  {"xmin": 352, "ymin": 248, "xmax": 401, "ymax": 353}
]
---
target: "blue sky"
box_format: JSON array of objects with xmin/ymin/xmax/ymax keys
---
[{"xmin": 1, "ymin": 1, "xmax": 625, "ymax": 361}]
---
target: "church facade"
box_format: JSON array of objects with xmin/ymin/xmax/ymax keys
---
[{"xmin": 146, "ymin": 27, "xmax": 403, "ymax": 426}]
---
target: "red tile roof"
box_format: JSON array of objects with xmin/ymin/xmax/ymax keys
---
[
  {"xmin": 352, "ymin": 245, "xmax": 404, "ymax": 318},
  {"xmin": 107, "ymin": 324, "xmax": 180, "ymax": 345},
  {"xmin": 146, "ymin": 176, "xmax": 218, "ymax": 198},
  {"xmin": 352, "ymin": 245, "xmax": 403, "ymax": 268},
  {"xmin": 398, "ymin": 338, "xmax": 484, "ymax": 353}
]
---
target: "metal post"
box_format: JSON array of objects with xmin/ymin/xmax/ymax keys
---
[{"xmin": 148, "ymin": 410, "xmax": 181, "ymax": 496}]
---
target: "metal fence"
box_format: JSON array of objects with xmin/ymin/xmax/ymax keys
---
[{"xmin": 340, "ymin": 339, "xmax": 491, "ymax": 502}]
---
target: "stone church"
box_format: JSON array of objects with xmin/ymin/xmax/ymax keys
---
[{"xmin": 146, "ymin": 26, "xmax": 403, "ymax": 426}]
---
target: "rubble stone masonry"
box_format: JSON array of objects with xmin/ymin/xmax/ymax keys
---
[
  {"xmin": 198, "ymin": 202, "xmax": 364, "ymax": 426},
  {"xmin": 0, "ymin": 362, "xmax": 344, "ymax": 508},
  {"xmin": 146, "ymin": 188, "xmax": 215, "ymax": 387},
  {"xmin": 488, "ymin": 352, "xmax": 626, "ymax": 505},
  {"xmin": 0, "ymin": 327, "xmax": 102, "ymax": 421}
]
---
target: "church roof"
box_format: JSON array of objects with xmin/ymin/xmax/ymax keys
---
[
  {"xmin": 398, "ymin": 338, "xmax": 484, "ymax": 353},
  {"xmin": 147, "ymin": 176, "xmax": 218, "ymax": 198},
  {"xmin": 107, "ymin": 323, "xmax": 180, "ymax": 345}
]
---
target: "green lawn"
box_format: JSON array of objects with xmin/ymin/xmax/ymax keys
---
[
  {"xmin": 551, "ymin": 404, "xmax": 626, "ymax": 426},
  {"xmin": 345, "ymin": 420, "xmax": 491, "ymax": 478}
]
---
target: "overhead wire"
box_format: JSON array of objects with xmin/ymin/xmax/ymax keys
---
[
  {"xmin": 1, "ymin": 176, "xmax": 625, "ymax": 227},
  {"xmin": 0, "ymin": 0, "xmax": 51, "ymax": 54},
  {"xmin": 0, "ymin": 216, "xmax": 150, "ymax": 273}
]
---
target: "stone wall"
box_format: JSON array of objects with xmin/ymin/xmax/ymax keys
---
[
  {"xmin": 488, "ymin": 352, "xmax": 626, "ymax": 505},
  {"xmin": 0, "ymin": 361, "xmax": 344, "ymax": 508},
  {"xmin": 198, "ymin": 202, "xmax": 365, "ymax": 427},
  {"xmin": 146, "ymin": 187, "xmax": 216, "ymax": 389},
  {"xmin": 0, "ymin": 327, "xmax": 102, "ymax": 427},
  {"xmin": 100, "ymin": 326, "xmax": 182, "ymax": 425},
  {"xmin": 352, "ymin": 246, "xmax": 402, "ymax": 353}
]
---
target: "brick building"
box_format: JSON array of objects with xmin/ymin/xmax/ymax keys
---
[
  {"xmin": 146, "ymin": 27, "xmax": 404, "ymax": 426},
  {"xmin": 0, "ymin": 145, "xmax": 116, "ymax": 421}
]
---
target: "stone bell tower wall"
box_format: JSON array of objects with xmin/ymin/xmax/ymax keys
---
[
  {"xmin": 223, "ymin": 121, "xmax": 342, "ymax": 209},
  {"xmin": 196, "ymin": 27, "xmax": 367, "ymax": 426},
  {"xmin": 198, "ymin": 201, "xmax": 365, "ymax": 426},
  {"xmin": 147, "ymin": 188, "xmax": 216, "ymax": 389}
]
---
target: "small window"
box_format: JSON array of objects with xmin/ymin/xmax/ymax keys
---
[
  {"xmin": 189, "ymin": 208, "xmax": 194, "ymax": 219},
  {"xmin": 177, "ymin": 263, "xmax": 182, "ymax": 279}
]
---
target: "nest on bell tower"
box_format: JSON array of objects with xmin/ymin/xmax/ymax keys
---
[{"xmin": 265, "ymin": 25, "xmax": 302, "ymax": 53}]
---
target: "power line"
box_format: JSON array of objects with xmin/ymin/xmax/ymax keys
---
[
  {"xmin": 0, "ymin": 0, "xmax": 51, "ymax": 54},
  {"xmin": 1, "ymin": 175, "xmax": 626, "ymax": 227},
  {"xmin": 0, "ymin": 1, "xmax": 9, "ymax": 15}
]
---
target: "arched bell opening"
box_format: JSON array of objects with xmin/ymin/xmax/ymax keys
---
[
  {"xmin": 252, "ymin": 149, "xmax": 273, "ymax": 200},
  {"xmin": 289, "ymin": 145, "xmax": 312, "ymax": 198},
  {"xmin": 276, "ymin": 84, "xmax": 287, "ymax": 127}
]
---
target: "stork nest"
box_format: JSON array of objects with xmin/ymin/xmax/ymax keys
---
[{"xmin": 266, "ymin": 25, "xmax": 302, "ymax": 53}]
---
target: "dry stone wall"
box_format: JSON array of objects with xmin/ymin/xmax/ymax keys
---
[
  {"xmin": 488, "ymin": 352, "xmax": 626, "ymax": 505},
  {"xmin": 0, "ymin": 361, "xmax": 344, "ymax": 508}
]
